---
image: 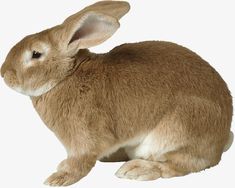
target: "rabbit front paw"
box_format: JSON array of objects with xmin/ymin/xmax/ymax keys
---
[{"xmin": 44, "ymin": 171, "xmax": 80, "ymax": 186}]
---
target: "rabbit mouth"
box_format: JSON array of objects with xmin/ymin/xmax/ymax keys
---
[
  {"xmin": 2, "ymin": 69, "xmax": 56, "ymax": 97},
  {"xmin": 3, "ymin": 70, "xmax": 20, "ymax": 90}
]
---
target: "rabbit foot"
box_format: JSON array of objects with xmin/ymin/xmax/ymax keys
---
[
  {"xmin": 115, "ymin": 159, "xmax": 161, "ymax": 181},
  {"xmin": 44, "ymin": 171, "xmax": 79, "ymax": 186}
]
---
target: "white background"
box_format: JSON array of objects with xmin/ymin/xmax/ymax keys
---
[{"xmin": 0, "ymin": 0, "xmax": 234, "ymax": 187}]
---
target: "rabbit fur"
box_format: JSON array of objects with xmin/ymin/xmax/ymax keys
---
[{"xmin": 0, "ymin": 1, "xmax": 233, "ymax": 186}]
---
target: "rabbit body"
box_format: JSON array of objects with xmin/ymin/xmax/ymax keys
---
[
  {"xmin": 1, "ymin": 1, "xmax": 233, "ymax": 186},
  {"xmin": 32, "ymin": 41, "xmax": 232, "ymax": 183}
]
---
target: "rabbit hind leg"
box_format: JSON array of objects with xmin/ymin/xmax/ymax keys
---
[
  {"xmin": 115, "ymin": 150, "xmax": 212, "ymax": 181},
  {"xmin": 116, "ymin": 98, "xmax": 224, "ymax": 181}
]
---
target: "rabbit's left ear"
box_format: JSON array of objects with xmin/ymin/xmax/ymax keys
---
[
  {"xmin": 52, "ymin": 1, "xmax": 130, "ymax": 54},
  {"xmin": 65, "ymin": 11, "xmax": 120, "ymax": 51}
]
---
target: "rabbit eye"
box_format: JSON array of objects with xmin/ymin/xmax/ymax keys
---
[{"xmin": 32, "ymin": 51, "xmax": 42, "ymax": 59}]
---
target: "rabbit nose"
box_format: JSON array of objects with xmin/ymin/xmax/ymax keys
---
[{"xmin": 1, "ymin": 61, "xmax": 8, "ymax": 78}]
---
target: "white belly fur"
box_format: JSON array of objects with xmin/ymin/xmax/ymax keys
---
[
  {"xmin": 125, "ymin": 130, "xmax": 178, "ymax": 160},
  {"xmin": 99, "ymin": 128, "xmax": 179, "ymax": 160}
]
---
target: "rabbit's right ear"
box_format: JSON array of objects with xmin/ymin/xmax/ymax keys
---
[
  {"xmin": 52, "ymin": 1, "xmax": 130, "ymax": 55},
  {"xmin": 64, "ymin": 1, "xmax": 130, "ymax": 22}
]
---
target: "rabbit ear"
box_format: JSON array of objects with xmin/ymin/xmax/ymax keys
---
[
  {"xmin": 64, "ymin": 1, "xmax": 130, "ymax": 23},
  {"xmin": 51, "ymin": 1, "xmax": 130, "ymax": 54},
  {"xmin": 65, "ymin": 11, "xmax": 120, "ymax": 51}
]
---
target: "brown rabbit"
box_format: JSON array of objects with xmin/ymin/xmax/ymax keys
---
[{"xmin": 0, "ymin": 0, "xmax": 233, "ymax": 187}]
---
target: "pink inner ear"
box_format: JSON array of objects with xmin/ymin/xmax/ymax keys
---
[
  {"xmin": 69, "ymin": 15, "xmax": 98, "ymax": 44},
  {"xmin": 69, "ymin": 31, "xmax": 80, "ymax": 44},
  {"xmin": 67, "ymin": 13, "xmax": 119, "ymax": 49},
  {"xmin": 69, "ymin": 26, "xmax": 93, "ymax": 44}
]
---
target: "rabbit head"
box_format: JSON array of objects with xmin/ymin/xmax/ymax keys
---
[{"xmin": 1, "ymin": 1, "xmax": 130, "ymax": 96}]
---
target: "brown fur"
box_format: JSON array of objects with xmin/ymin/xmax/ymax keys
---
[{"xmin": 0, "ymin": 1, "xmax": 233, "ymax": 186}]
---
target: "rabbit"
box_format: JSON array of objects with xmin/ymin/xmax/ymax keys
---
[{"xmin": 0, "ymin": 0, "xmax": 233, "ymax": 186}]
